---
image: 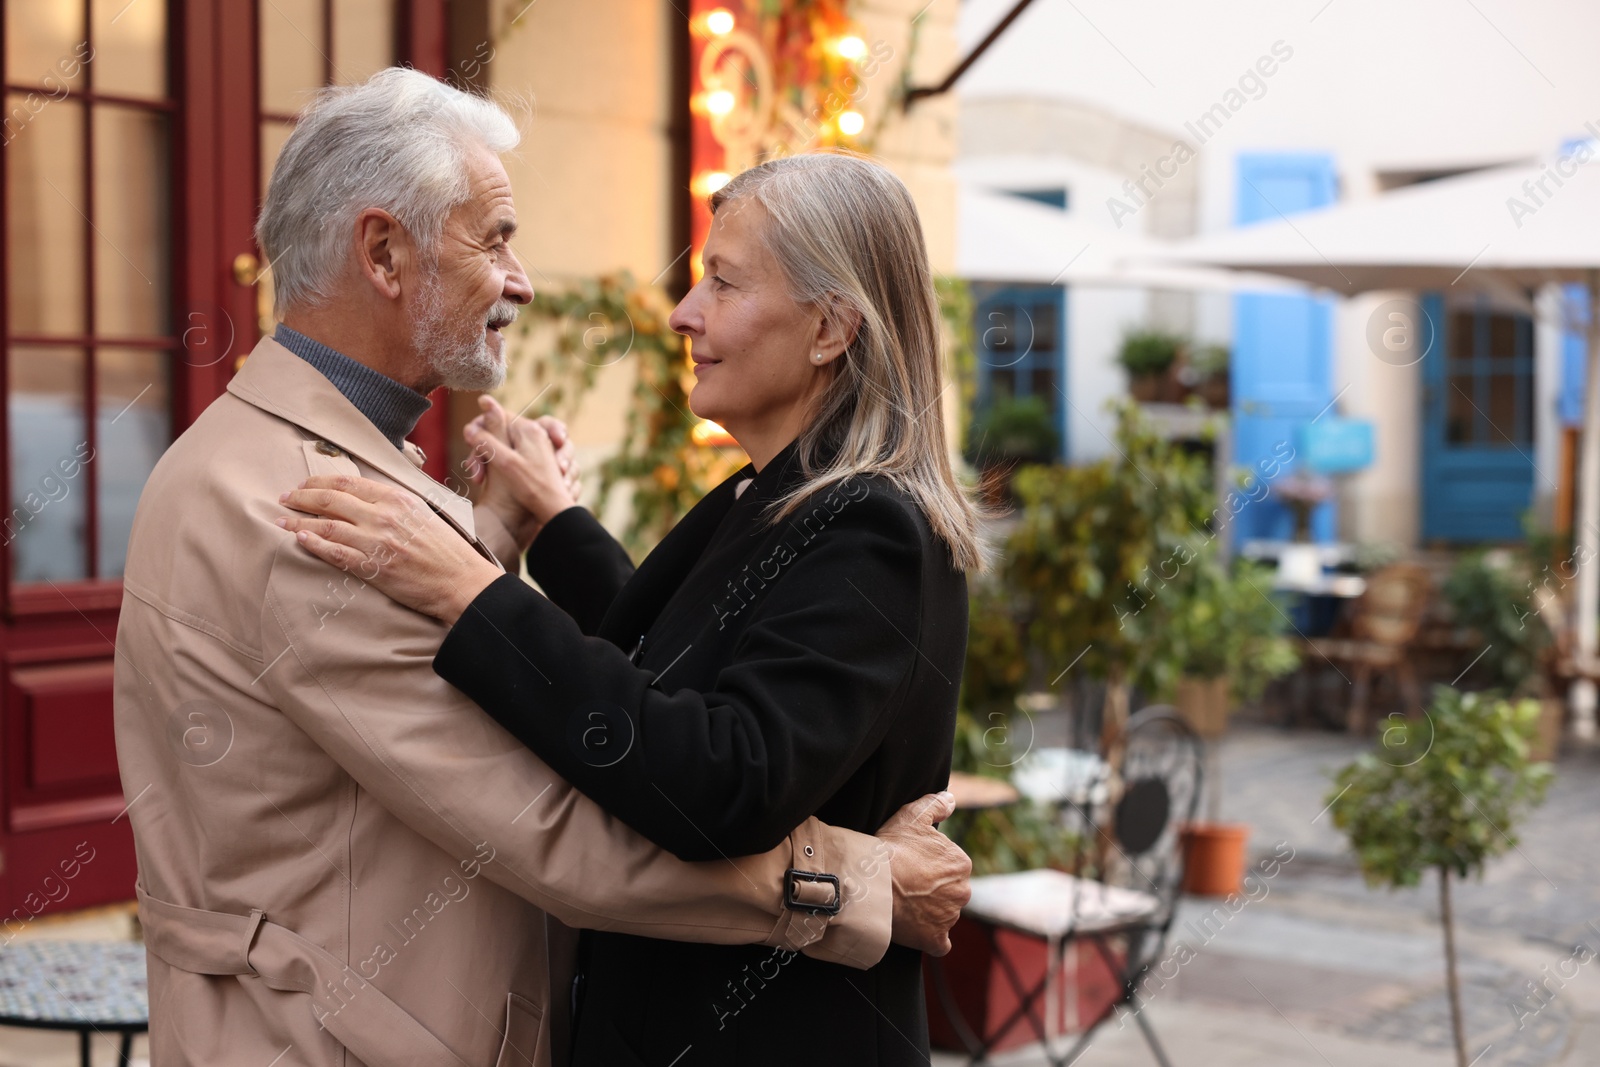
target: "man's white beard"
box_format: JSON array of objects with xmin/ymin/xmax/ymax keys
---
[{"xmin": 411, "ymin": 270, "xmax": 512, "ymax": 392}]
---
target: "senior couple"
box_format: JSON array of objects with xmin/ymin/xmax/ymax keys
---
[{"xmin": 114, "ymin": 67, "xmax": 983, "ymax": 1067}]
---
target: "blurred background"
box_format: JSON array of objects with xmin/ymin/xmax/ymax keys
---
[{"xmin": 3, "ymin": 1, "xmax": 1599, "ymax": 1064}]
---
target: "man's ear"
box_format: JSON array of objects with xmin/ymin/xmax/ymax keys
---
[
  {"xmin": 354, "ymin": 208, "xmax": 406, "ymax": 301},
  {"xmin": 814, "ymin": 299, "xmax": 863, "ymax": 364}
]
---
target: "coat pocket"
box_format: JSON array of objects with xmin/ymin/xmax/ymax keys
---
[{"xmin": 493, "ymin": 992, "xmax": 545, "ymax": 1067}]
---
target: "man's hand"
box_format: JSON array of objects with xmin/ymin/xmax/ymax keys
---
[
  {"xmin": 875, "ymin": 791, "xmax": 971, "ymax": 956},
  {"xmin": 468, "ymin": 396, "xmax": 581, "ymax": 552}
]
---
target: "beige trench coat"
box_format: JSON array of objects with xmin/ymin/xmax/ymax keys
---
[{"xmin": 113, "ymin": 336, "xmax": 891, "ymax": 1067}]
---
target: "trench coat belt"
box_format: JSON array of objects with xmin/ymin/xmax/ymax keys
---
[{"xmin": 136, "ymin": 882, "xmax": 473, "ymax": 1067}]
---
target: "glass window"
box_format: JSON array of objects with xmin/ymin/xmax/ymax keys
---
[
  {"xmin": 96, "ymin": 348, "xmax": 171, "ymax": 578},
  {"xmin": 5, "ymin": 4, "xmax": 89, "ymax": 94},
  {"xmin": 93, "ymin": 105, "xmax": 172, "ymax": 337},
  {"xmin": 260, "ymin": 0, "xmax": 327, "ymax": 115},
  {"xmin": 6, "ymin": 96, "xmax": 88, "ymax": 336},
  {"xmin": 91, "ymin": 0, "xmax": 168, "ymax": 99},
  {"xmin": 8, "ymin": 347, "xmax": 90, "ymax": 583}
]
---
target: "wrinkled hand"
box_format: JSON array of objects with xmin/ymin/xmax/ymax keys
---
[
  {"xmin": 278, "ymin": 475, "xmax": 505, "ymax": 624},
  {"xmin": 468, "ymin": 396, "xmax": 581, "ymax": 551},
  {"xmin": 875, "ymin": 791, "xmax": 971, "ymax": 956}
]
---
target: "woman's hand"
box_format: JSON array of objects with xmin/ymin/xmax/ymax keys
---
[
  {"xmin": 467, "ymin": 396, "xmax": 580, "ymax": 549},
  {"xmin": 278, "ymin": 475, "xmax": 505, "ymax": 625}
]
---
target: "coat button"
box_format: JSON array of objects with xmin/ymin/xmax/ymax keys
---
[{"xmin": 315, "ymin": 440, "xmax": 343, "ymax": 458}]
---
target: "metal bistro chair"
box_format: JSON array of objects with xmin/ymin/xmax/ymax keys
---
[{"xmin": 940, "ymin": 707, "xmax": 1203, "ymax": 1067}]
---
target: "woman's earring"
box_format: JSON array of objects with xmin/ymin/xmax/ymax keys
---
[{"xmin": 813, "ymin": 352, "xmax": 825, "ymax": 364}]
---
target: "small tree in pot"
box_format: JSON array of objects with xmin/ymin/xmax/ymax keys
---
[
  {"xmin": 1117, "ymin": 329, "xmax": 1184, "ymax": 403},
  {"xmin": 1327, "ymin": 688, "xmax": 1552, "ymax": 1067}
]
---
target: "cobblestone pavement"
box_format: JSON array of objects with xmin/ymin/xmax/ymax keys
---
[{"xmin": 935, "ymin": 724, "xmax": 1600, "ymax": 1067}]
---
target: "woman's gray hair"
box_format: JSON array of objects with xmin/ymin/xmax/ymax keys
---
[
  {"xmin": 255, "ymin": 67, "xmax": 520, "ymax": 313},
  {"xmin": 711, "ymin": 152, "xmax": 990, "ymax": 574}
]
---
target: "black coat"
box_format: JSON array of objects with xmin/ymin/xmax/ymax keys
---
[{"xmin": 434, "ymin": 437, "xmax": 969, "ymax": 1066}]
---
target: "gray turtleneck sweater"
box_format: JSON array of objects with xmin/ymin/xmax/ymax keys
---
[{"xmin": 274, "ymin": 324, "xmax": 432, "ymax": 450}]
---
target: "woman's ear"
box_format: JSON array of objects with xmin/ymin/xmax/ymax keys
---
[
  {"xmin": 814, "ymin": 300, "xmax": 863, "ymax": 365},
  {"xmin": 355, "ymin": 208, "xmax": 405, "ymax": 301}
]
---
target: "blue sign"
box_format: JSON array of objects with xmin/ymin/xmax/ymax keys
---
[{"xmin": 1298, "ymin": 417, "xmax": 1374, "ymax": 474}]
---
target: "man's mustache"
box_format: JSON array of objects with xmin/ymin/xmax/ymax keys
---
[{"xmin": 486, "ymin": 300, "xmax": 519, "ymax": 331}]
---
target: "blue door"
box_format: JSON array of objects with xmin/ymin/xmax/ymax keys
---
[
  {"xmin": 971, "ymin": 283, "xmax": 1069, "ymax": 460},
  {"xmin": 1231, "ymin": 154, "xmax": 1339, "ymax": 542},
  {"xmin": 1420, "ymin": 293, "xmax": 1536, "ymax": 541}
]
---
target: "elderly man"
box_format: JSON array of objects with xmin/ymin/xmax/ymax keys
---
[{"xmin": 113, "ymin": 68, "xmax": 968, "ymax": 1067}]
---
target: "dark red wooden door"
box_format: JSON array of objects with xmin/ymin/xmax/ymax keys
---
[{"xmin": 0, "ymin": 0, "xmax": 450, "ymax": 925}]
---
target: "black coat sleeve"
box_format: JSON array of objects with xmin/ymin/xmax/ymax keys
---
[
  {"xmin": 522, "ymin": 505, "xmax": 636, "ymax": 636},
  {"xmin": 435, "ymin": 494, "xmax": 927, "ymax": 861}
]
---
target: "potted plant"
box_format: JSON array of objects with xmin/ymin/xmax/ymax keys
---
[
  {"xmin": 1163, "ymin": 556, "xmax": 1300, "ymax": 894},
  {"xmin": 965, "ymin": 394, "xmax": 1059, "ymax": 507},
  {"xmin": 1005, "ymin": 401, "xmax": 1216, "ymax": 750},
  {"xmin": 1181, "ymin": 342, "xmax": 1231, "ymax": 408},
  {"xmin": 1117, "ymin": 329, "xmax": 1184, "ymax": 403},
  {"xmin": 1328, "ymin": 688, "xmax": 1552, "ymax": 1067}
]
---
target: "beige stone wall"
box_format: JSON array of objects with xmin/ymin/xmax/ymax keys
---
[{"xmin": 484, "ymin": 0, "xmax": 962, "ymax": 510}]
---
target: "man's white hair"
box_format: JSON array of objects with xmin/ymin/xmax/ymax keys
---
[{"xmin": 255, "ymin": 67, "xmax": 520, "ymax": 313}]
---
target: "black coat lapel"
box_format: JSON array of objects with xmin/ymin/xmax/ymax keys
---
[{"xmin": 595, "ymin": 466, "xmax": 751, "ymax": 647}]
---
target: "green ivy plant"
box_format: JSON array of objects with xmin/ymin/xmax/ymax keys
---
[{"xmin": 1328, "ymin": 687, "xmax": 1553, "ymax": 1067}]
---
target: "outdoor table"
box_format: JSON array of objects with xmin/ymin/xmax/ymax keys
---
[
  {"xmin": 947, "ymin": 770, "xmax": 1021, "ymax": 811},
  {"xmin": 0, "ymin": 940, "xmax": 148, "ymax": 1067}
]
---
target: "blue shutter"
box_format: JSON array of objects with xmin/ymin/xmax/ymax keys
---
[
  {"xmin": 1562, "ymin": 284, "xmax": 1587, "ymax": 428},
  {"xmin": 1231, "ymin": 153, "xmax": 1339, "ymax": 543}
]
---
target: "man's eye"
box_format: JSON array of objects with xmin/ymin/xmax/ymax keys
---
[{"xmin": 711, "ymin": 275, "xmax": 730, "ymax": 289}]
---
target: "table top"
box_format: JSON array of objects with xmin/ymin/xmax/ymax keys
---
[
  {"xmin": 1274, "ymin": 573, "xmax": 1368, "ymax": 598},
  {"xmin": 947, "ymin": 771, "xmax": 1021, "ymax": 810},
  {"xmin": 0, "ymin": 940, "xmax": 148, "ymax": 1030}
]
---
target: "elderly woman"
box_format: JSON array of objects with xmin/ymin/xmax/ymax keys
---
[{"xmin": 281, "ymin": 153, "xmax": 985, "ymax": 1065}]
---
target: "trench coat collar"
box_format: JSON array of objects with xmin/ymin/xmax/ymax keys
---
[{"xmin": 227, "ymin": 335, "xmax": 475, "ymax": 533}]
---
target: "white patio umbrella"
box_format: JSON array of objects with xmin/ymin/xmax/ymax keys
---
[
  {"xmin": 957, "ymin": 186, "xmax": 1308, "ymax": 292},
  {"xmin": 1136, "ymin": 153, "xmax": 1600, "ymax": 736}
]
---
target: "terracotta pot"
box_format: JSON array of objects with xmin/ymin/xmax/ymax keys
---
[
  {"xmin": 1180, "ymin": 822, "xmax": 1250, "ymax": 897},
  {"xmin": 1129, "ymin": 373, "xmax": 1163, "ymax": 403},
  {"xmin": 1176, "ymin": 675, "xmax": 1231, "ymax": 739}
]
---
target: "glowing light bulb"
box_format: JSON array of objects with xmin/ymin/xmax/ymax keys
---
[
  {"xmin": 838, "ymin": 110, "xmax": 865, "ymax": 136},
  {"xmin": 836, "ymin": 36, "xmax": 867, "ymax": 60},
  {"xmin": 705, "ymin": 8, "xmax": 735, "ymax": 35},
  {"xmin": 695, "ymin": 171, "xmax": 732, "ymax": 197},
  {"xmin": 704, "ymin": 89, "xmax": 736, "ymax": 116}
]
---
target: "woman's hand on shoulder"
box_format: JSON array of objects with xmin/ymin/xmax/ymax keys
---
[{"xmin": 278, "ymin": 475, "xmax": 504, "ymax": 625}]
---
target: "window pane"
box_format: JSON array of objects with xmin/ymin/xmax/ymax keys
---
[
  {"xmin": 1487, "ymin": 312, "xmax": 1517, "ymax": 358},
  {"xmin": 1028, "ymin": 301, "xmax": 1058, "ymax": 353},
  {"xmin": 9, "ymin": 347, "xmax": 89, "ymax": 583},
  {"xmin": 983, "ymin": 306, "xmax": 1018, "ymax": 352},
  {"xmin": 1445, "ymin": 375, "xmax": 1474, "ymax": 445},
  {"xmin": 6, "ymin": 96, "xmax": 88, "ymax": 336},
  {"xmin": 1030, "ymin": 367, "xmax": 1057, "ymax": 400},
  {"xmin": 91, "ymin": 0, "xmax": 168, "ymax": 99},
  {"xmin": 333, "ymin": 0, "xmax": 395, "ymax": 85},
  {"xmin": 5, "ymin": 3, "xmax": 88, "ymax": 94},
  {"xmin": 96, "ymin": 349, "xmax": 171, "ymax": 578},
  {"xmin": 93, "ymin": 106, "xmax": 172, "ymax": 337},
  {"xmin": 1449, "ymin": 312, "xmax": 1474, "ymax": 363},
  {"xmin": 261, "ymin": 0, "xmax": 327, "ymax": 114}
]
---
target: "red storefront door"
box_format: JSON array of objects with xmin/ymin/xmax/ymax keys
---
[{"xmin": 0, "ymin": 0, "xmax": 452, "ymax": 925}]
